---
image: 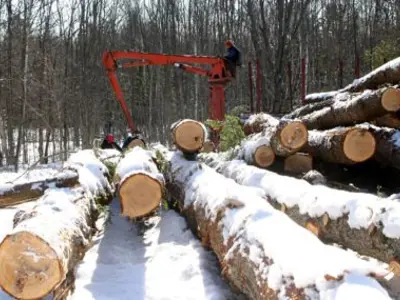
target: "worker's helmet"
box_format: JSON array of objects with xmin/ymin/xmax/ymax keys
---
[
  {"xmin": 106, "ymin": 134, "xmax": 114, "ymax": 143},
  {"xmin": 225, "ymin": 40, "xmax": 234, "ymax": 48}
]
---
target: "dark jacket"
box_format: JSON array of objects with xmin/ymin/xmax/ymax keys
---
[
  {"xmin": 396, "ymin": 109, "xmax": 400, "ymax": 120},
  {"xmin": 224, "ymin": 46, "xmax": 241, "ymax": 65},
  {"xmin": 101, "ymin": 139, "xmax": 122, "ymax": 152}
]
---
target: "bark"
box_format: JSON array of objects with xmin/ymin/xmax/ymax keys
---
[
  {"xmin": 357, "ymin": 123, "xmax": 400, "ymax": 170},
  {"xmin": 199, "ymin": 154, "xmax": 400, "ymax": 268},
  {"xmin": 374, "ymin": 114, "xmax": 400, "ymax": 129},
  {"xmin": 0, "ymin": 171, "xmax": 79, "ymax": 208},
  {"xmin": 166, "ymin": 151, "xmax": 391, "ymax": 300},
  {"xmin": 243, "ymin": 113, "xmax": 308, "ymax": 157},
  {"xmin": 284, "ymin": 152, "xmax": 313, "ymax": 174},
  {"xmin": 300, "ymin": 87, "xmax": 400, "ymax": 130},
  {"xmin": 303, "ymin": 127, "xmax": 376, "ymax": 165},
  {"xmin": 171, "ymin": 119, "xmax": 207, "ymax": 153},
  {"xmin": 115, "ymin": 147, "xmax": 164, "ymax": 218}
]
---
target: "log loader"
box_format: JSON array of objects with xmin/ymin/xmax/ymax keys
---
[{"xmin": 102, "ymin": 50, "xmax": 235, "ymax": 148}]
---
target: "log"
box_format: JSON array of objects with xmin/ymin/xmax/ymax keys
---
[
  {"xmin": 115, "ymin": 147, "xmax": 164, "ymax": 218},
  {"xmin": 284, "ymin": 152, "xmax": 313, "ymax": 174},
  {"xmin": 243, "ymin": 113, "xmax": 308, "ymax": 157},
  {"xmin": 171, "ymin": 119, "xmax": 206, "ymax": 153},
  {"xmin": 374, "ymin": 113, "xmax": 400, "ymax": 129},
  {"xmin": 166, "ymin": 152, "xmax": 391, "ymax": 300},
  {"xmin": 342, "ymin": 57, "xmax": 400, "ymax": 93},
  {"xmin": 199, "ymin": 154, "xmax": 400, "ymax": 265},
  {"xmin": 237, "ymin": 132, "xmax": 275, "ymax": 168},
  {"xmin": 0, "ymin": 151, "xmax": 113, "ymax": 300},
  {"xmin": 0, "ymin": 171, "xmax": 79, "ymax": 208},
  {"xmin": 300, "ymin": 87, "xmax": 400, "ymax": 130},
  {"xmin": 303, "ymin": 127, "xmax": 377, "ymax": 165},
  {"xmin": 356, "ymin": 123, "xmax": 400, "ymax": 170}
]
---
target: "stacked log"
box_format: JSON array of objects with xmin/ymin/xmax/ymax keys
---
[
  {"xmin": 165, "ymin": 151, "xmax": 391, "ymax": 300},
  {"xmin": 198, "ymin": 153, "xmax": 400, "ymax": 268},
  {"xmin": 171, "ymin": 119, "xmax": 207, "ymax": 153},
  {"xmin": 0, "ymin": 150, "xmax": 113, "ymax": 300},
  {"xmin": 115, "ymin": 147, "xmax": 164, "ymax": 218},
  {"xmin": 0, "ymin": 170, "xmax": 79, "ymax": 208}
]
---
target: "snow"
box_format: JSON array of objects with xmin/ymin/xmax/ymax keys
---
[
  {"xmin": 245, "ymin": 112, "xmax": 279, "ymax": 127},
  {"xmin": 201, "ymin": 156, "xmax": 400, "ymax": 239},
  {"xmin": 116, "ymin": 147, "xmax": 164, "ymax": 185},
  {"xmin": 393, "ymin": 131, "xmax": 400, "ymax": 148},
  {"xmin": 169, "ymin": 152, "xmax": 391, "ymax": 298},
  {"xmin": 66, "ymin": 149, "xmax": 113, "ymax": 198},
  {"xmin": 0, "ymin": 163, "xmax": 62, "ymax": 184},
  {"xmin": 305, "ymin": 91, "xmax": 338, "ymax": 102},
  {"xmin": 69, "ymin": 200, "xmax": 238, "ymax": 300}
]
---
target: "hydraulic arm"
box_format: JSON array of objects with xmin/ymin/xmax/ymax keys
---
[{"xmin": 102, "ymin": 50, "xmax": 232, "ymax": 133}]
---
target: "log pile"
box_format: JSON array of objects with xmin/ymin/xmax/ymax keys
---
[
  {"xmin": 163, "ymin": 150, "xmax": 392, "ymax": 300},
  {"xmin": 0, "ymin": 150, "xmax": 114, "ymax": 300}
]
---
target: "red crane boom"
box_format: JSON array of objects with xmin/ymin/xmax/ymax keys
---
[{"xmin": 102, "ymin": 50, "xmax": 233, "ymax": 134}]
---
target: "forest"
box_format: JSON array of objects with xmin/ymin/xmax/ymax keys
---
[{"xmin": 0, "ymin": 0, "xmax": 399, "ymax": 166}]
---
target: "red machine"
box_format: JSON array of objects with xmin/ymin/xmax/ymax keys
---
[{"xmin": 102, "ymin": 50, "xmax": 233, "ymax": 137}]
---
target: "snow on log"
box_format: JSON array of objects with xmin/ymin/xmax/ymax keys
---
[
  {"xmin": 0, "ymin": 151, "xmax": 113, "ymax": 300},
  {"xmin": 242, "ymin": 113, "xmax": 308, "ymax": 157},
  {"xmin": 303, "ymin": 127, "xmax": 377, "ymax": 165},
  {"xmin": 115, "ymin": 147, "xmax": 164, "ymax": 218},
  {"xmin": 374, "ymin": 113, "xmax": 400, "ymax": 129},
  {"xmin": 171, "ymin": 119, "xmax": 207, "ymax": 153},
  {"xmin": 0, "ymin": 170, "xmax": 79, "ymax": 208},
  {"xmin": 199, "ymin": 154, "xmax": 400, "ymax": 265},
  {"xmin": 166, "ymin": 151, "xmax": 391, "ymax": 300},
  {"xmin": 300, "ymin": 87, "xmax": 400, "ymax": 130},
  {"xmin": 284, "ymin": 92, "xmax": 350, "ymax": 119},
  {"xmin": 284, "ymin": 152, "xmax": 313, "ymax": 174},
  {"xmin": 356, "ymin": 123, "xmax": 400, "ymax": 170},
  {"xmin": 342, "ymin": 57, "xmax": 400, "ymax": 93},
  {"xmin": 304, "ymin": 91, "xmax": 338, "ymax": 104}
]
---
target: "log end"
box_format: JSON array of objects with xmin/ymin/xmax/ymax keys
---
[
  {"xmin": 343, "ymin": 128, "xmax": 376, "ymax": 163},
  {"xmin": 305, "ymin": 220, "xmax": 320, "ymax": 237},
  {"xmin": 381, "ymin": 87, "xmax": 400, "ymax": 112},
  {"xmin": 284, "ymin": 153, "xmax": 313, "ymax": 174},
  {"xmin": 173, "ymin": 120, "xmax": 205, "ymax": 153},
  {"xmin": 0, "ymin": 231, "xmax": 62, "ymax": 299},
  {"xmin": 127, "ymin": 139, "xmax": 145, "ymax": 150},
  {"xmin": 119, "ymin": 173, "xmax": 163, "ymax": 218},
  {"xmin": 201, "ymin": 141, "xmax": 215, "ymax": 153},
  {"xmin": 254, "ymin": 145, "xmax": 275, "ymax": 168},
  {"xmin": 279, "ymin": 121, "xmax": 308, "ymax": 151}
]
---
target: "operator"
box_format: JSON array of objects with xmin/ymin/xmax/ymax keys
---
[
  {"xmin": 101, "ymin": 134, "xmax": 122, "ymax": 152},
  {"xmin": 223, "ymin": 40, "xmax": 242, "ymax": 78}
]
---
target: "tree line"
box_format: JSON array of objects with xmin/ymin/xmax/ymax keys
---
[{"xmin": 0, "ymin": 0, "xmax": 399, "ymax": 167}]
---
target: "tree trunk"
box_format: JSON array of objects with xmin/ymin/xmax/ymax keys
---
[
  {"xmin": 166, "ymin": 151, "xmax": 391, "ymax": 300},
  {"xmin": 115, "ymin": 147, "xmax": 164, "ymax": 218},
  {"xmin": 0, "ymin": 171, "xmax": 79, "ymax": 208},
  {"xmin": 300, "ymin": 87, "xmax": 400, "ymax": 130},
  {"xmin": 0, "ymin": 150, "xmax": 113, "ymax": 300},
  {"xmin": 303, "ymin": 127, "xmax": 376, "ymax": 164},
  {"xmin": 199, "ymin": 153, "xmax": 400, "ymax": 268},
  {"xmin": 284, "ymin": 152, "xmax": 313, "ymax": 174},
  {"xmin": 171, "ymin": 119, "xmax": 206, "ymax": 153}
]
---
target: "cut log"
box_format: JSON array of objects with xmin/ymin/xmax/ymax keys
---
[
  {"xmin": 243, "ymin": 113, "xmax": 308, "ymax": 157},
  {"xmin": 374, "ymin": 113, "xmax": 400, "ymax": 129},
  {"xmin": 284, "ymin": 152, "xmax": 313, "ymax": 174},
  {"xmin": 0, "ymin": 171, "xmax": 79, "ymax": 208},
  {"xmin": 238, "ymin": 132, "xmax": 275, "ymax": 168},
  {"xmin": 0, "ymin": 151, "xmax": 112, "ymax": 300},
  {"xmin": 300, "ymin": 87, "xmax": 400, "ymax": 130},
  {"xmin": 303, "ymin": 127, "xmax": 376, "ymax": 165},
  {"xmin": 115, "ymin": 147, "xmax": 164, "ymax": 218},
  {"xmin": 166, "ymin": 151, "xmax": 391, "ymax": 300},
  {"xmin": 356, "ymin": 123, "xmax": 400, "ymax": 170},
  {"xmin": 342, "ymin": 57, "xmax": 400, "ymax": 93},
  {"xmin": 199, "ymin": 154, "xmax": 400, "ymax": 265},
  {"xmin": 171, "ymin": 119, "xmax": 206, "ymax": 153}
]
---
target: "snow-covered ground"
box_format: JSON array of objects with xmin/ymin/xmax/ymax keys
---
[{"xmin": 68, "ymin": 200, "xmax": 241, "ymax": 300}]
